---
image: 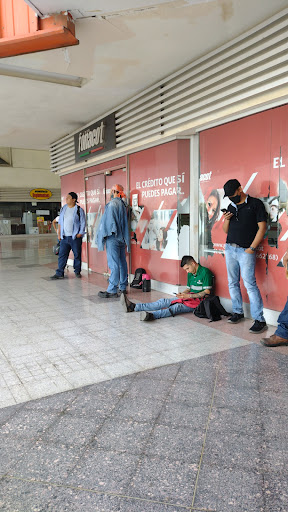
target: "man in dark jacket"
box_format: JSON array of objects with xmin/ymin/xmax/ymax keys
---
[{"xmin": 96, "ymin": 184, "xmax": 130, "ymax": 298}]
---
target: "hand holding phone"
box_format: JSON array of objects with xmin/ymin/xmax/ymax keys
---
[{"xmin": 221, "ymin": 208, "xmax": 227, "ymax": 213}]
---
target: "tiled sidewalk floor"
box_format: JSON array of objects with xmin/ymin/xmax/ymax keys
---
[{"xmin": 0, "ymin": 237, "xmax": 287, "ymax": 511}]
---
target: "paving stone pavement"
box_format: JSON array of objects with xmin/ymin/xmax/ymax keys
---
[{"xmin": 0, "ymin": 236, "xmax": 287, "ymax": 511}]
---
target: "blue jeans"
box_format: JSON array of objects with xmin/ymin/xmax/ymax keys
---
[
  {"xmin": 56, "ymin": 236, "xmax": 82, "ymax": 276},
  {"xmin": 225, "ymin": 243, "xmax": 265, "ymax": 322},
  {"xmin": 135, "ymin": 297, "xmax": 192, "ymax": 319},
  {"xmin": 106, "ymin": 235, "xmax": 128, "ymax": 293},
  {"xmin": 275, "ymin": 296, "xmax": 288, "ymax": 340}
]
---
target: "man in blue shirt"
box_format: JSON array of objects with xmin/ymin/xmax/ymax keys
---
[
  {"xmin": 96, "ymin": 184, "xmax": 130, "ymax": 298},
  {"xmin": 51, "ymin": 192, "xmax": 86, "ymax": 279}
]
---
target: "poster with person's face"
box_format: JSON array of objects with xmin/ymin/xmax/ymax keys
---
[
  {"xmin": 199, "ymin": 104, "xmax": 288, "ymax": 311},
  {"xmin": 129, "ymin": 140, "xmax": 190, "ymax": 285}
]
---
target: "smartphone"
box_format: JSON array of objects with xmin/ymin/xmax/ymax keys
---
[{"xmin": 221, "ymin": 208, "xmax": 227, "ymax": 213}]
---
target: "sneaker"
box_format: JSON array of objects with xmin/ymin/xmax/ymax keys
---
[
  {"xmin": 50, "ymin": 274, "xmax": 64, "ymax": 280},
  {"xmin": 249, "ymin": 320, "xmax": 268, "ymax": 334},
  {"xmin": 75, "ymin": 273, "xmax": 82, "ymax": 278},
  {"xmin": 261, "ymin": 334, "xmax": 288, "ymax": 347},
  {"xmin": 227, "ymin": 313, "xmax": 244, "ymax": 324},
  {"xmin": 140, "ymin": 311, "xmax": 155, "ymax": 321},
  {"xmin": 98, "ymin": 291, "xmax": 118, "ymax": 298},
  {"xmin": 120, "ymin": 293, "xmax": 135, "ymax": 313}
]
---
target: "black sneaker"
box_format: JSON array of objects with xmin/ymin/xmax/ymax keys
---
[
  {"xmin": 75, "ymin": 273, "xmax": 82, "ymax": 278},
  {"xmin": 98, "ymin": 291, "xmax": 118, "ymax": 298},
  {"xmin": 227, "ymin": 313, "xmax": 244, "ymax": 324},
  {"xmin": 50, "ymin": 274, "xmax": 64, "ymax": 280},
  {"xmin": 140, "ymin": 312, "xmax": 155, "ymax": 321},
  {"xmin": 249, "ymin": 320, "xmax": 268, "ymax": 334},
  {"xmin": 120, "ymin": 293, "xmax": 135, "ymax": 312}
]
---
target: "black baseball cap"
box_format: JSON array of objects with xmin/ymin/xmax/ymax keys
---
[
  {"xmin": 223, "ymin": 179, "xmax": 241, "ymax": 197},
  {"xmin": 68, "ymin": 191, "xmax": 78, "ymax": 202}
]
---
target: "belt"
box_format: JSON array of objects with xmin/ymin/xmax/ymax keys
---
[{"xmin": 227, "ymin": 243, "xmax": 243, "ymax": 248}]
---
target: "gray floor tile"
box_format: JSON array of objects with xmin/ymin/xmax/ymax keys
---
[
  {"xmin": 95, "ymin": 418, "xmax": 153, "ymax": 455},
  {"xmin": 0, "ymin": 477, "xmax": 56, "ymax": 512},
  {"xmin": 263, "ymin": 471, "xmax": 288, "ymax": 512},
  {"xmin": 167, "ymin": 380, "xmax": 214, "ymax": 405},
  {"xmin": 40, "ymin": 415, "xmax": 101, "ymax": 447},
  {"xmin": 125, "ymin": 378, "xmax": 173, "ymax": 400},
  {"xmin": 157, "ymin": 401, "xmax": 209, "ymax": 429},
  {"xmin": 0, "ymin": 438, "xmax": 34, "ymax": 476},
  {"xmin": 134, "ymin": 364, "xmax": 181, "ymax": 382},
  {"xmin": 10, "ymin": 442, "xmax": 83, "ymax": 483},
  {"xmin": 44, "ymin": 487, "xmax": 121, "ymax": 512},
  {"xmin": 81, "ymin": 375, "xmax": 135, "ymax": 396},
  {"xmin": 208, "ymin": 407, "xmax": 263, "ymax": 435},
  {"xmin": 65, "ymin": 448, "xmax": 140, "ymax": 493},
  {"xmin": 261, "ymin": 437, "xmax": 288, "ymax": 472},
  {"xmin": 65, "ymin": 391, "xmax": 121, "ymax": 418},
  {"xmin": 118, "ymin": 497, "xmax": 191, "ymax": 511},
  {"xmin": 144, "ymin": 423, "xmax": 204, "ymax": 462},
  {"xmin": 0, "ymin": 409, "xmax": 58, "ymax": 440},
  {"xmin": 193, "ymin": 465, "xmax": 265, "ymax": 512},
  {"xmin": 0, "ymin": 403, "xmax": 23, "ymax": 426},
  {"xmin": 128, "ymin": 455, "xmax": 197, "ymax": 506},
  {"xmin": 213, "ymin": 386, "xmax": 261, "ymax": 412},
  {"xmin": 112, "ymin": 396, "xmax": 164, "ymax": 423},
  {"xmin": 202, "ymin": 432, "xmax": 263, "ymax": 471},
  {"xmin": 21, "ymin": 389, "xmax": 80, "ymax": 412}
]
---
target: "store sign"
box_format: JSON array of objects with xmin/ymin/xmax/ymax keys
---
[
  {"xmin": 74, "ymin": 113, "xmax": 116, "ymax": 163},
  {"xmin": 30, "ymin": 189, "xmax": 52, "ymax": 200}
]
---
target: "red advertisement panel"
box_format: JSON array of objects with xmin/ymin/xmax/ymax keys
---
[
  {"xmin": 85, "ymin": 168, "xmax": 128, "ymax": 274},
  {"xmin": 129, "ymin": 140, "xmax": 190, "ymax": 285},
  {"xmin": 199, "ymin": 104, "xmax": 288, "ymax": 311}
]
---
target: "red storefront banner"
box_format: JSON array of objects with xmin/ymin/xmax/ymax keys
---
[
  {"xmin": 130, "ymin": 140, "xmax": 190, "ymax": 286},
  {"xmin": 199, "ymin": 104, "xmax": 288, "ymax": 311}
]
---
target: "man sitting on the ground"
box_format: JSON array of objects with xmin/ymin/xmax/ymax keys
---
[{"xmin": 121, "ymin": 255, "xmax": 214, "ymax": 321}]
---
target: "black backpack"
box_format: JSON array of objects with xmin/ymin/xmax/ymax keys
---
[
  {"xmin": 130, "ymin": 268, "xmax": 146, "ymax": 289},
  {"xmin": 194, "ymin": 295, "xmax": 230, "ymax": 322}
]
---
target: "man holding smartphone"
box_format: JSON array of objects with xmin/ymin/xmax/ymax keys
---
[{"xmin": 222, "ymin": 179, "xmax": 267, "ymax": 333}]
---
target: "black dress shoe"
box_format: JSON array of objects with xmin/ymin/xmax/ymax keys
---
[
  {"xmin": 75, "ymin": 273, "xmax": 82, "ymax": 278},
  {"xmin": 98, "ymin": 291, "xmax": 118, "ymax": 298},
  {"xmin": 50, "ymin": 274, "xmax": 64, "ymax": 280}
]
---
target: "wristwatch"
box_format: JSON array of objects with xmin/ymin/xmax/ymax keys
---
[{"xmin": 250, "ymin": 246, "xmax": 256, "ymax": 252}]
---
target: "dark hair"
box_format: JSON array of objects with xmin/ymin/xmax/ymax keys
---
[
  {"xmin": 181, "ymin": 255, "xmax": 195, "ymax": 267},
  {"xmin": 206, "ymin": 189, "xmax": 220, "ymax": 227},
  {"xmin": 156, "ymin": 227, "xmax": 167, "ymax": 251}
]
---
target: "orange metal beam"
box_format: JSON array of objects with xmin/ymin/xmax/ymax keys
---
[{"xmin": 0, "ymin": 2, "xmax": 79, "ymax": 58}]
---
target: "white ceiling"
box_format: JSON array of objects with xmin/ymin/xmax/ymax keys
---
[{"xmin": 0, "ymin": 0, "xmax": 287, "ymax": 150}]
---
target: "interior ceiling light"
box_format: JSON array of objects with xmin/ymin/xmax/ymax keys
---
[{"xmin": 0, "ymin": 63, "xmax": 85, "ymax": 87}]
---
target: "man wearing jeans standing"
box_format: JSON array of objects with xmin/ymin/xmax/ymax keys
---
[
  {"xmin": 121, "ymin": 255, "xmax": 213, "ymax": 320},
  {"xmin": 97, "ymin": 184, "xmax": 130, "ymax": 298},
  {"xmin": 50, "ymin": 192, "xmax": 86, "ymax": 279},
  {"xmin": 261, "ymin": 248, "xmax": 288, "ymax": 347},
  {"xmin": 222, "ymin": 179, "xmax": 267, "ymax": 333}
]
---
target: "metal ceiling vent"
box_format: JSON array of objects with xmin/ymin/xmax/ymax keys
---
[{"xmin": 50, "ymin": 8, "xmax": 288, "ymax": 173}]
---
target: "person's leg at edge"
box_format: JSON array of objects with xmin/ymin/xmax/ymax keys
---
[
  {"xmin": 56, "ymin": 237, "xmax": 71, "ymax": 276},
  {"xmin": 225, "ymin": 244, "xmax": 243, "ymax": 314},
  {"xmin": 275, "ymin": 297, "xmax": 288, "ymax": 339},
  {"xmin": 239, "ymin": 249, "xmax": 265, "ymax": 322},
  {"xmin": 106, "ymin": 236, "xmax": 120, "ymax": 294},
  {"xmin": 118, "ymin": 242, "xmax": 128, "ymax": 292},
  {"xmin": 71, "ymin": 237, "xmax": 82, "ymax": 275}
]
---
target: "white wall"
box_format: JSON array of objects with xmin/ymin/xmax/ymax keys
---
[{"xmin": 0, "ymin": 148, "xmax": 60, "ymax": 190}]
